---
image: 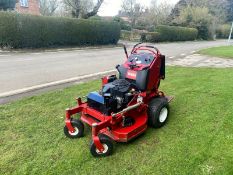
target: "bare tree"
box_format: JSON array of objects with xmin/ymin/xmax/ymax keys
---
[
  {"xmin": 40, "ymin": 0, "xmax": 59, "ymax": 16},
  {"xmin": 149, "ymin": 0, "xmax": 173, "ymax": 26},
  {"xmin": 171, "ymin": 0, "xmax": 228, "ymax": 23},
  {"xmin": 121, "ymin": 0, "xmax": 144, "ymax": 28},
  {"xmin": 63, "ymin": 0, "xmax": 104, "ymax": 19}
]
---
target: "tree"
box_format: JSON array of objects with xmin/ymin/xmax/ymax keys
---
[
  {"xmin": 0, "ymin": 0, "xmax": 16, "ymax": 10},
  {"xmin": 173, "ymin": 6, "xmax": 215, "ymax": 39},
  {"xmin": 63, "ymin": 0, "xmax": 104, "ymax": 19},
  {"xmin": 206, "ymin": 0, "xmax": 227, "ymax": 23},
  {"xmin": 169, "ymin": 0, "xmax": 189, "ymax": 19},
  {"xmin": 227, "ymin": 0, "xmax": 233, "ymax": 22},
  {"xmin": 149, "ymin": 0, "xmax": 173, "ymax": 26},
  {"xmin": 40, "ymin": 0, "xmax": 59, "ymax": 16},
  {"xmin": 170, "ymin": 0, "xmax": 228, "ymax": 23},
  {"xmin": 120, "ymin": 0, "xmax": 144, "ymax": 28},
  {"xmin": 130, "ymin": 0, "xmax": 174, "ymax": 31}
]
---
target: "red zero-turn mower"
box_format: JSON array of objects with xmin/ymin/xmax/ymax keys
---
[{"xmin": 64, "ymin": 43, "xmax": 173, "ymax": 157}]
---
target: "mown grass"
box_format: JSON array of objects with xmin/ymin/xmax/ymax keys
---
[
  {"xmin": 1, "ymin": 67, "xmax": 233, "ymax": 175},
  {"xmin": 198, "ymin": 46, "xmax": 233, "ymax": 58}
]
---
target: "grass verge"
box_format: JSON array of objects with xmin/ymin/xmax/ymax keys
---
[
  {"xmin": 198, "ymin": 46, "xmax": 233, "ymax": 58},
  {"xmin": 1, "ymin": 67, "xmax": 233, "ymax": 175}
]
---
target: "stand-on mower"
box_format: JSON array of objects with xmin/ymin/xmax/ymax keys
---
[{"xmin": 64, "ymin": 43, "xmax": 173, "ymax": 157}]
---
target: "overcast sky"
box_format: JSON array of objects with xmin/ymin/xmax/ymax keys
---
[{"xmin": 98, "ymin": 0, "xmax": 180, "ymax": 16}]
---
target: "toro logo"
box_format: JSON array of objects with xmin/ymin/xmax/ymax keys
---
[{"xmin": 126, "ymin": 70, "xmax": 137, "ymax": 80}]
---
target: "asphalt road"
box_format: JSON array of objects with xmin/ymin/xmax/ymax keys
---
[{"xmin": 0, "ymin": 40, "xmax": 228, "ymax": 95}]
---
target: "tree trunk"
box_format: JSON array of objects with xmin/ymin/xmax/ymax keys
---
[
  {"xmin": 71, "ymin": 0, "xmax": 81, "ymax": 18},
  {"xmin": 82, "ymin": 0, "xmax": 104, "ymax": 19}
]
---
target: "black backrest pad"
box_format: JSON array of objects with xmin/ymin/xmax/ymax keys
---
[{"xmin": 117, "ymin": 65, "xmax": 149, "ymax": 91}]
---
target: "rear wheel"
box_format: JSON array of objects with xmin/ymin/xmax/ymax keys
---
[
  {"xmin": 148, "ymin": 97, "xmax": 169, "ymax": 128},
  {"xmin": 90, "ymin": 135, "xmax": 114, "ymax": 157},
  {"xmin": 64, "ymin": 118, "xmax": 84, "ymax": 139}
]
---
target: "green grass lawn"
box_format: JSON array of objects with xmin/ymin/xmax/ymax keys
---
[
  {"xmin": 198, "ymin": 46, "xmax": 233, "ymax": 58},
  {"xmin": 1, "ymin": 67, "xmax": 233, "ymax": 175}
]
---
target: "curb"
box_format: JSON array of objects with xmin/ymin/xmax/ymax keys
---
[
  {"xmin": 0, "ymin": 45, "xmax": 123, "ymax": 54},
  {"xmin": 0, "ymin": 70, "xmax": 116, "ymax": 98}
]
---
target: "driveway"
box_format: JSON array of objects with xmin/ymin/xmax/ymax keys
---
[{"xmin": 169, "ymin": 54, "xmax": 233, "ymax": 68}]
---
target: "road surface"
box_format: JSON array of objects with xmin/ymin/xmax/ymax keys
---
[{"xmin": 0, "ymin": 40, "xmax": 228, "ymax": 95}]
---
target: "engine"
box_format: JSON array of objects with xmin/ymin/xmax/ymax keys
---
[{"xmin": 87, "ymin": 79, "xmax": 134, "ymax": 115}]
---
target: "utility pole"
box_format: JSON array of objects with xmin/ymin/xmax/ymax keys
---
[{"xmin": 228, "ymin": 22, "xmax": 233, "ymax": 43}]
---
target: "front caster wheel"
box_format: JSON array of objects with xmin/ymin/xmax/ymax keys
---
[
  {"xmin": 64, "ymin": 118, "xmax": 84, "ymax": 139},
  {"xmin": 90, "ymin": 135, "xmax": 113, "ymax": 157}
]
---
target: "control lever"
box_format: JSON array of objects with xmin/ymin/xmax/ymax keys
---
[{"xmin": 123, "ymin": 45, "xmax": 128, "ymax": 59}]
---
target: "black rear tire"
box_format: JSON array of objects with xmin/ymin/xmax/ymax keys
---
[
  {"xmin": 64, "ymin": 118, "xmax": 84, "ymax": 139},
  {"xmin": 90, "ymin": 135, "xmax": 114, "ymax": 157},
  {"xmin": 148, "ymin": 97, "xmax": 169, "ymax": 128}
]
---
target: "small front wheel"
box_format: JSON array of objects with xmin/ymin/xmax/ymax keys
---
[
  {"xmin": 90, "ymin": 135, "xmax": 114, "ymax": 157},
  {"xmin": 64, "ymin": 118, "xmax": 84, "ymax": 139}
]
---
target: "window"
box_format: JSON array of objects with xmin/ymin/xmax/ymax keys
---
[{"xmin": 20, "ymin": 0, "xmax": 29, "ymax": 7}]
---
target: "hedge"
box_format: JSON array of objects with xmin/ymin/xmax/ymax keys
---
[
  {"xmin": 141, "ymin": 32, "xmax": 160, "ymax": 42},
  {"xmin": 155, "ymin": 25, "xmax": 198, "ymax": 42},
  {"xmin": 120, "ymin": 29, "xmax": 143, "ymax": 42},
  {"xmin": 0, "ymin": 12, "xmax": 120, "ymax": 48},
  {"xmin": 140, "ymin": 25, "xmax": 198, "ymax": 43}
]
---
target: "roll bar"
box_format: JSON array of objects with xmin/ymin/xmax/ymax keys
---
[{"xmin": 123, "ymin": 43, "xmax": 160, "ymax": 60}]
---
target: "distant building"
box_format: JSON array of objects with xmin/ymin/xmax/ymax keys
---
[{"xmin": 15, "ymin": 0, "xmax": 40, "ymax": 15}]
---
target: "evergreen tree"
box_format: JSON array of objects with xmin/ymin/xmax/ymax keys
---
[{"xmin": 170, "ymin": 0, "xmax": 188, "ymax": 19}]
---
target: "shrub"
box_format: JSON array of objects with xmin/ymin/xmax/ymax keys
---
[
  {"xmin": 113, "ymin": 17, "xmax": 132, "ymax": 31},
  {"xmin": 88, "ymin": 16, "xmax": 103, "ymax": 21},
  {"xmin": 155, "ymin": 25, "xmax": 198, "ymax": 42},
  {"xmin": 141, "ymin": 32, "xmax": 160, "ymax": 42},
  {"xmin": 140, "ymin": 25, "xmax": 198, "ymax": 43},
  {"xmin": 134, "ymin": 20, "xmax": 148, "ymax": 31},
  {"xmin": 121, "ymin": 30, "xmax": 131, "ymax": 41},
  {"xmin": 216, "ymin": 24, "xmax": 231, "ymax": 39},
  {"xmin": 120, "ymin": 29, "xmax": 142, "ymax": 42},
  {"xmin": 195, "ymin": 20, "xmax": 212, "ymax": 40},
  {"xmin": 121, "ymin": 24, "xmax": 132, "ymax": 31},
  {"xmin": 0, "ymin": 12, "xmax": 120, "ymax": 48},
  {"xmin": 140, "ymin": 32, "xmax": 147, "ymax": 42}
]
